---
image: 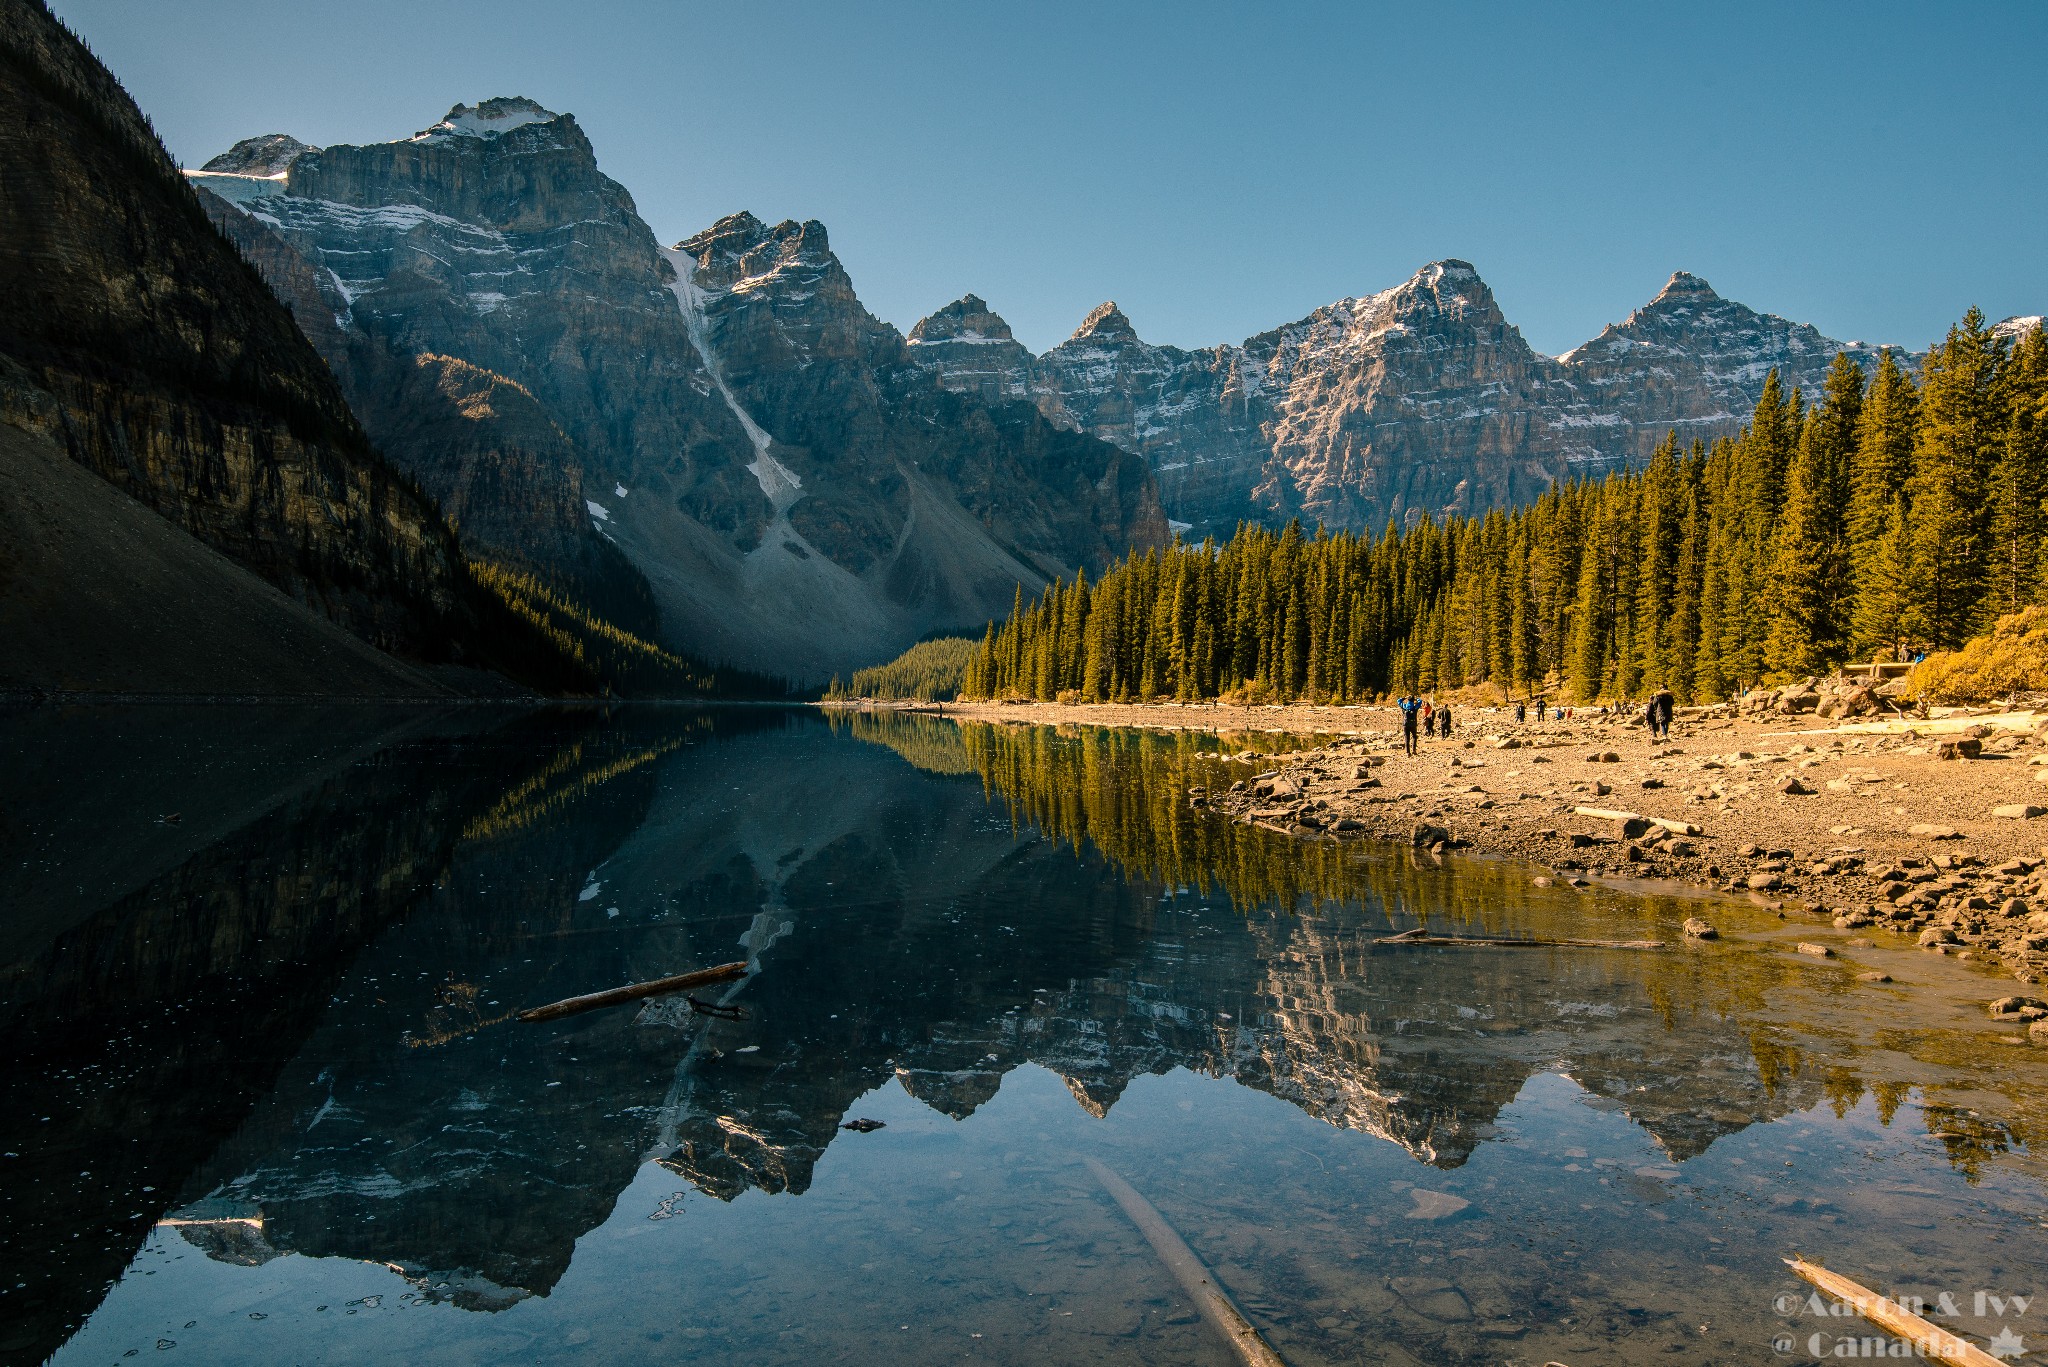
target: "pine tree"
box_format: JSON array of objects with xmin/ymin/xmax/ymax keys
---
[
  {"xmin": 1766, "ymin": 353, "xmax": 1861, "ymax": 675},
  {"xmin": 1907, "ymin": 309, "xmax": 2006, "ymax": 646},
  {"xmin": 1855, "ymin": 494, "xmax": 1919, "ymax": 661},
  {"xmin": 1847, "ymin": 350, "xmax": 1919, "ymax": 657},
  {"xmin": 1985, "ymin": 327, "xmax": 2048, "ymax": 619}
]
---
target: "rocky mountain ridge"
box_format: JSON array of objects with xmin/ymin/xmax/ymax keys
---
[
  {"xmin": 182, "ymin": 88, "xmax": 2026, "ymax": 674},
  {"xmin": 192, "ymin": 104, "xmax": 1165, "ymax": 680},
  {"xmin": 0, "ymin": 0, "xmax": 581, "ymax": 696},
  {"xmin": 910, "ymin": 262, "xmax": 1908, "ymax": 535}
]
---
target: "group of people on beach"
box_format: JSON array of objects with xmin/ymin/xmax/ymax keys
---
[
  {"xmin": 1393, "ymin": 684, "xmax": 1677, "ymax": 757},
  {"xmin": 1395, "ymin": 695, "xmax": 1453, "ymax": 755}
]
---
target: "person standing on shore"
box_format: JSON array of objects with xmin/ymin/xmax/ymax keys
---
[
  {"xmin": 1653, "ymin": 685, "xmax": 1675, "ymax": 740},
  {"xmin": 1514, "ymin": 700, "xmax": 1526, "ymax": 724},
  {"xmin": 1439, "ymin": 704, "xmax": 1453, "ymax": 739},
  {"xmin": 1400, "ymin": 695, "xmax": 1421, "ymax": 756}
]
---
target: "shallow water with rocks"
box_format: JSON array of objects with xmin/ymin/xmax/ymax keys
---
[{"xmin": 7, "ymin": 706, "xmax": 2046, "ymax": 1365}]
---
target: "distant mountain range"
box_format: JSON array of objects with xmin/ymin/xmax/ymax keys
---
[
  {"xmin": 908, "ymin": 267, "xmax": 1910, "ymax": 536},
  {"xmin": 4, "ymin": 0, "xmax": 2034, "ymax": 689},
  {"xmin": 191, "ymin": 96, "xmax": 2040, "ymax": 677}
]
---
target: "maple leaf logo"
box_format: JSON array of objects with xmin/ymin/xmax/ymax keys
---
[{"xmin": 1988, "ymin": 1326, "xmax": 2026, "ymax": 1360}]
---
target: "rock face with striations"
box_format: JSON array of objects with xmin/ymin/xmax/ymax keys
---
[
  {"xmin": 0, "ymin": 0, "xmax": 532, "ymax": 691},
  {"xmin": 1552, "ymin": 270, "xmax": 1887, "ymax": 442},
  {"xmin": 194, "ymin": 102, "xmax": 1166, "ymax": 679},
  {"xmin": 912, "ymin": 262, "xmax": 1897, "ymax": 536}
]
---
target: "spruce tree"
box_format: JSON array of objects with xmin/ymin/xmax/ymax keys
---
[
  {"xmin": 1766, "ymin": 353, "xmax": 1861, "ymax": 675},
  {"xmin": 1985, "ymin": 326, "xmax": 2048, "ymax": 619},
  {"xmin": 1855, "ymin": 494, "xmax": 1919, "ymax": 661},
  {"xmin": 1846, "ymin": 350, "xmax": 1919, "ymax": 657},
  {"xmin": 1907, "ymin": 309, "xmax": 2006, "ymax": 646}
]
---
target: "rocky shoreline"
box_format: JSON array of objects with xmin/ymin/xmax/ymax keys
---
[{"xmin": 927, "ymin": 699, "xmax": 2048, "ymax": 1006}]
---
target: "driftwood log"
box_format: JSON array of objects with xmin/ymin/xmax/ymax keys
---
[
  {"xmin": 1083, "ymin": 1157, "xmax": 1287, "ymax": 1367},
  {"xmin": 1373, "ymin": 927, "xmax": 1665, "ymax": 950},
  {"xmin": 1573, "ymin": 806, "xmax": 1702, "ymax": 836},
  {"xmin": 517, "ymin": 961, "xmax": 749, "ymax": 1023},
  {"xmin": 1784, "ymin": 1257, "xmax": 2003, "ymax": 1367}
]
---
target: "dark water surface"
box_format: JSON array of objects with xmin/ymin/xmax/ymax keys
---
[{"xmin": 5, "ymin": 706, "xmax": 2047, "ymax": 1365}]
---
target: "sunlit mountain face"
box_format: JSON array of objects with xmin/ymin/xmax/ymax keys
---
[{"xmin": 11, "ymin": 708, "xmax": 2046, "ymax": 1365}]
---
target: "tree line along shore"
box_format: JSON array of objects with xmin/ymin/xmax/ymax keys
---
[{"xmin": 943, "ymin": 310, "xmax": 2046, "ymax": 709}]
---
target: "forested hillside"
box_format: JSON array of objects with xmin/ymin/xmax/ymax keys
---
[
  {"xmin": 963, "ymin": 311, "xmax": 2048, "ymax": 706},
  {"xmin": 824, "ymin": 637, "xmax": 976, "ymax": 702}
]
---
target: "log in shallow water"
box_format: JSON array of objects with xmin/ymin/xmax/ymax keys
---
[
  {"xmin": 1784, "ymin": 1257, "xmax": 2003, "ymax": 1367},
  {"xmin": 1372, "ymin": 928, "xmax": 1667, "ymax": 950},
  {"xmin": 517, "ymin": 961, "xmax": 749, "ymax": 1022},
  {"xmin": 1083, "ymin": 1155, "xmax": 1288, "ymax": 1367}
]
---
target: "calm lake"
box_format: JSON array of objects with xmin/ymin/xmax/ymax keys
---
[{"xmin": 5, "ymin": 705, "xmax": 2046, "ymax": 1365}]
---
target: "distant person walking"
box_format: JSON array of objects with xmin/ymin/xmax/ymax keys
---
[
  {"xmin": 1438, "ymin": 704, "xmax": 1453, "ymax": 739},
  {"xmin": 1400, "ymin": 695, "xmax": 1421, "ymax": 756},
  {"xmin": 1514, "ymin": 700, "xmax": 1526, "ymax": 724},
  {"xmin": 1653, "ymin": 685, "xmax": 1675, "ymax": 740}
]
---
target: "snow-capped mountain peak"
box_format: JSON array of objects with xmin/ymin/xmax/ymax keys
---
[
  {"xmin": 1995, "ymin": 315, "xmax": 2044, "ymax": 344},
  {"xmin": 199, "ymin": 133, "xmax": 315, "ymax": 177},
  {"xmin": 413, "ymin": 97, "xmax": 560, "ymax": 141}
]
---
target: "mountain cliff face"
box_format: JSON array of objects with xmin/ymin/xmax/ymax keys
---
[
  {"xmin": 194, "ymin": 105, "xmax": 1166, "ymax": 679},
  {"xmin": 0, "ymin": 1, "xmax": 515, "ymax": 684},
  {"xmin": 912, "ymin": 262, "xmax": 1895, "ymax": 536}
]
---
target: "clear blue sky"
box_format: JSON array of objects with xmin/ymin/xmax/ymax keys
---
[{"xmin": 49, "ymin": 0, "xmax": 2046, "ymax": 357}]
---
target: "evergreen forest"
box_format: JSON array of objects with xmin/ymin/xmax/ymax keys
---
[{"xmin": 962, "ymin": 311, "xmax": 2048, "ymax": 706}]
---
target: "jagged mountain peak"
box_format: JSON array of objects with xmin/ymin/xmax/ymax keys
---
[
  {"xmin": 1653, "ymin": 270, "xmax": 1720, "ymax": 303},
  {"xmin": 200, "ymin": 133, "xmax": 314, "ymax": 177},
  {"xmin": 1377, "ymin": 258, "xmax": 1503, "ymax": 322},
  {"xmin": 1417, "ymin": 258, "xmax": 1480, "ymax": 283},
  {"xmin": 414, "ymin": 96, "xmax": 562, "ymax": 141},
  {"xmin": 1995, "ymin": 315, "xmax": 2044, "ymax": 344},
  {"xmin": 907, "ymin": 294, "xmax": 1017, "ymax": 345},
  {"xmin": 1069, "ymin": 301, "xmax": 1138, "ymax": 345},
  {"xmin": 676, "ymin": 214, "xmax": 845, "ymax": 312},
  {"xmin": 680, "ymin": 213, "xmax": 835, "ymax": 267},
  {"xmin": 683, "ymin": 209, "xmax": 767, "ymax": 248},
  {"xmin": 1269, "ymin": 259, "xmax": 1510, "ymax": 354}
]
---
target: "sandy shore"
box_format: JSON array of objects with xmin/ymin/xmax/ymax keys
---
[{"xmin": 868, "ymin": 698, "xmax": 2048, "ymax": 993}]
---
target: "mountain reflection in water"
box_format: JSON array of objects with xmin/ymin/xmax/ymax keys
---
[{"xmin": 8, "ymin": 707, "xmax": 2046, "ymax": 1366}]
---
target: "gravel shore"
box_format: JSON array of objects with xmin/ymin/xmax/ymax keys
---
[{"xmin": 923, "ymin": 699, "xmax": 2048, "ymax": 999}]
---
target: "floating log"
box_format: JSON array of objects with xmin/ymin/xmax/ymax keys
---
[
  {"xmin": 1784, "ymin": 1257, "xmax": 2003, "ymax": 1367},
  {"xmin": 1375, "ymin": 927, "xmax": 1664, "ymax": 950},
  {"xmin": 1573, "ymin": 806, "xmax": 1702, "ymax": 836},
  {"xmin": 517, "ymin": 961, "xmax": 749, "ymax": 1023},
  {"xmin": 1083, "ymin": 1156, "xmax": 1287, "ymax": 1367}
]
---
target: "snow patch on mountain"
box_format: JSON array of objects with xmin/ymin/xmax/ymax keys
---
[
  {"xmin": 660, "ymin": 245, "xmax": 802, "ymax": 514},
  {"xmin": 415, "ymin": 97, "xmax": 559, "ymax": 141},
  {"xmin": 185, "ymin": 170, "xmax": 286, "ymax": 205}
]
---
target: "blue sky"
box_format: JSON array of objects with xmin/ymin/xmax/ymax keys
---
[{"xmin": 51, "ymin": 0, "xmax": 2046, "ymax": 356}]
